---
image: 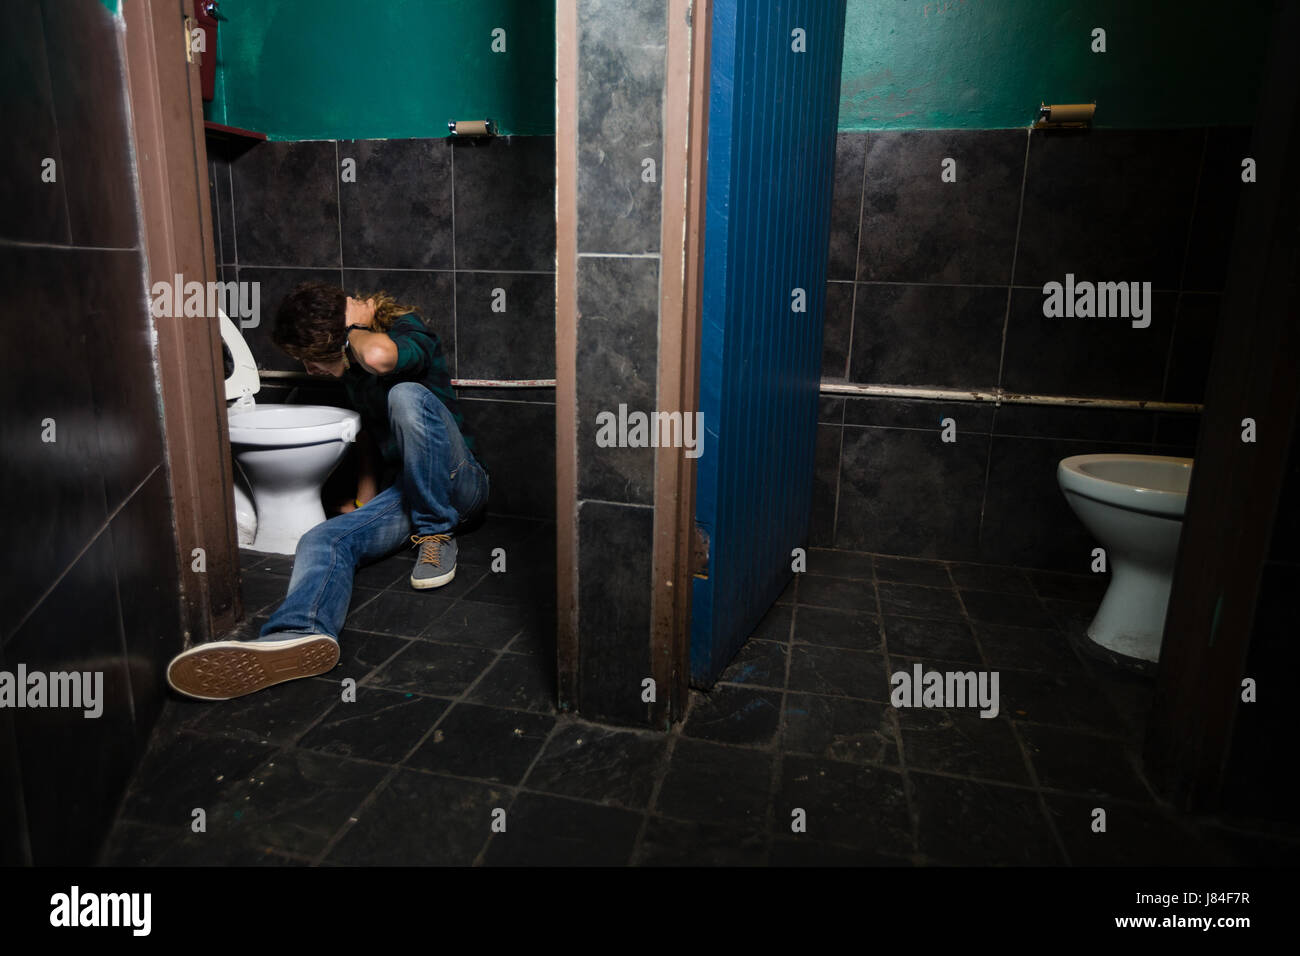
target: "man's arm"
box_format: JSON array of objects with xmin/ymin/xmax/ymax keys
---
[
  {"xmin": 355, "ymin": 429, "xmax": 380, "ymax": 504},
  {"xmin": 337, "ymin": 429, "xmax": 381, "ymax": 514},
  {"xmin": 346, "ymin": 326, "xmax": 399, "ymax": 375}
]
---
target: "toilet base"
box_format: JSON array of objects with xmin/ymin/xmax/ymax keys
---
[
  {"xmin": 1084, "ymin": 560, "xmax": 1173, "ymax": 664},
  {"xmin": 1068, "ymin": 627, "xmax": 1156, "ymax": 675},
  {"xmin": 247, "ymin": 488, "xmax": 328, "ymax": 555},
  {"xmin": 232, "ymin": 472, "xmax": 257, "ymax": 548}
]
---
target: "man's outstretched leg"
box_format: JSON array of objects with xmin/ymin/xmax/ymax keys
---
[
  {"xmin": 167, "ymin": 483, "xmax": 413, "ymax": 699},
  {"xmin": 388, "ymin": 382, "xmax": 490, "ymax": 590}
]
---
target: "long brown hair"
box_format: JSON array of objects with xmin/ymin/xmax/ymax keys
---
[
  {"xmin": 273, "ymin": 282, "xmax": 417, "ymax": 364},
  {"xmin": 360, "ymin": 290, "xmax": 417, "ymax": 331}
]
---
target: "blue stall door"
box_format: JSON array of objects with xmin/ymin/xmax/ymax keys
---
[{"xmin": 691, "ymin": 0, "xmax": 847, "ymax": 686}]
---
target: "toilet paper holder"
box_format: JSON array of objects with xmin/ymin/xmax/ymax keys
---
[{"xmin": 1034, "ymin": 102, "xmax": 1096, "ymax": 129}]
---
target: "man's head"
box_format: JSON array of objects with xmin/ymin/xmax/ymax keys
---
[
  {"xmin": 273, "ymin": 281, "xmax": 349, "ymax": 377},
  {"xmin": 274, "ymin": 282, "xmax": 416, "ymax": 378}
]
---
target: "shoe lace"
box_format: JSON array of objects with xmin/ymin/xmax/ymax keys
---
[{"xmin": 411, "ymin": 533, "xmax": 452, "ymax": 567}]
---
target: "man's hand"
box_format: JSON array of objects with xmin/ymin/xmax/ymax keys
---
[{"xmin": 332, "ymin": 431, "xmax": 379, "ymax": 516}]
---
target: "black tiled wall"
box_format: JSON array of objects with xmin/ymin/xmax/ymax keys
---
[
  {"xmin": 1, "ymin": 0, "xmax": 183, "ymax": 864},
  {"xmin": 572, "ymin": 0, "xmax": 667, "ymax": 727},
  {"xmin": 208, "ymin": 135, "xmax": 557, "ymax": 521},
  {"xmin": 817, "ymin": 127, "xmax": 1248, "ymax": 571}
]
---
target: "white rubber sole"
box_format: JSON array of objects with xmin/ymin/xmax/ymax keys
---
[{"xmin": 410, "ymin": 565, "xmax": 456, "ymax": 589}]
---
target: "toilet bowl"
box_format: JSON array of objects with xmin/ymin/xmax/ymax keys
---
[
  {"xmin": 219, "ymin": 311, "xmax": 359, "ymax": 555},
  {"xmin": 1057, "ymin": 454, "xmax": 1193, "ymax": 663}
]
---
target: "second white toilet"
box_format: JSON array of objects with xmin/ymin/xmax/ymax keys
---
[{"xmin": 1057, "ymin": 453, "xmax": 1193, "ymax": 663}]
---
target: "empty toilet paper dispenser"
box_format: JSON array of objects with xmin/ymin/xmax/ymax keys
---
[{"xmin": 1035, "ymin": 102, "xmax": 1096, "ymax": 128}]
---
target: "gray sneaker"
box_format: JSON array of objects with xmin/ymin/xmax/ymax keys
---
[
  {"xmin": 410, "ymin": 533, "xmax": 457, "ymax": 589},
  {"xmin": 167, "ymin": 632, "xmax": 339, "ymax": 700}
]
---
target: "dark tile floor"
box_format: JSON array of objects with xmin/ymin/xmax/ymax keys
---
[{"xmin": 100, "ymin": 520, "xmax": 1299, "ymax": 866}]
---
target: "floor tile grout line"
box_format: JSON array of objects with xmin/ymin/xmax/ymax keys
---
[
  {"xmin": 1009, "ymin": 559, "xmax": 1132, "ymax": 863},
  {"xmin": 874, "ymin": 573, "xmax": 921, "ymax": 861},
  {"xmin": 309, "ymin": 762, "xmax": 405, "ymax": 866},
  {"xmin": 349, "ymin": 529, "xmax": 547, "ymax": 638},
  {"xmin": 339, "ymin": 660, "xmax": 1140, "ymax": 741},
  {"xmin": 124, "ymin": 531, "xmax": 1285, "ymax": 866},
  {"xmin": 951, "ymin": 581, "xmax": 1068, "ymax": 865},
  {"xmin": 311, "ymin": 530, "xmax": 554, "ymax": 865},
  {"xmin": 154, "ymin": 723, "xmax": 347, "ymax": 867},
  {"xmin": 471, "ymin": 712, "xmax": 570, "ymax": 866},
  {"xmin": 312, "ymin": 620, "xmax": 535, "ymax": 866},
  {"xmin": 320, "ymin": 752, "xmax": 1166, "ymax": 809},
  {"xmin": 389, "ymin": 538, "xmax": 554, "ymax": 865},
  {"xmin": 132, "ymin": 742, "xmax": 1258, "ymax": 862},
  {"xmin": 122, "ymin": 691, "xmax": 1239, "ymax": 863},
  {"xmin": 756, "ymin": 606, "xmax": 798, "ymax": 864},
  {"xmin": 181, "ymin": 657, "xmax": 1134, "ymax": 749},
  {"xmin": 629, "ymin": 709, "xmax": 689, "ymax": 865},
  {"xmin": 116, "ymin": 724, "xmax": 1171, "ymax": 839},
  {"xmin": 1006, "ymin": 720, "xmax": 1073, "ymax": 866}
]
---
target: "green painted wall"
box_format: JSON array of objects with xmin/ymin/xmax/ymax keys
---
[
  {"xmin": 205, "ymin": 0, "xmax": 555, "ymax": 140},
  {"xmin": 839, "ymin": 0, "xmax": 1275, "ymax": 129},
  {"xmin": 206, "ymin": 0, "xmax": 1274, "ymax": 139}
]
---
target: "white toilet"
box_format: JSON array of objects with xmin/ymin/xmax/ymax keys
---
[
  {"xmin": 220, "ymin": 311, "xmax": 360, "ymax": 555},
  {"xmin": 1057, "ymin": 454, "xmax": 1193, "ymax": 663}
]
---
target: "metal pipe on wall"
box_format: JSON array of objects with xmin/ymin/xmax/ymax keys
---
[
  {"xmin": 259, "ymin": 371, "xmax": 1203, "ymax": 412},
  {"xmin": 257, "ymin": 371, "xmax": 558, "ymax": 388},
  {"xmin": 819, "ymin": 381, "xmax": 1203, "ymax": 413}
]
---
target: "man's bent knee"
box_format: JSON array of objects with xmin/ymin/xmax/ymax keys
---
[
  {"xmin": 297, "ymin": 520, "xmax": 339, "ymax": 555},
  {"xmin": 387, "ymin": 381, "xmax": 427, "ymax": 418},
  {"xmin": 388, "ymin": 382, "xmax": 450, "ymax": 435}
]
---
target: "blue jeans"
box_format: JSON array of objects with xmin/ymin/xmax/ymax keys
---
[{"xmin": 260, "ymin": 382, "xmax": 489, "ymax": 640}]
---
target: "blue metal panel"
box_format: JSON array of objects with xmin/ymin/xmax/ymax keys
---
[{"xmin": 691, "ymin": 0, "xmax": 847, "ymax": 686}]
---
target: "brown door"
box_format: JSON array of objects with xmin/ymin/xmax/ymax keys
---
[
  {"xmin": 1144, "ymin": 0, "xmax": 1300, "ymax": 808},
  {"xmin": 123, "ymin": 0, "xmax": 241, "ymax": 644}
]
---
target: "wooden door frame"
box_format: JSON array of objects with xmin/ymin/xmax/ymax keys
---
[
  {"xmin": 554, "ymin": 0, "xmax": 579, "ymax": 710},
  {"xmin": 649, "ymin": 0, "xmax": 712, "ymax": 725},
  {"xmin": 554, "ymin": 0, "xmax": 710, "ymax": 723},
  {"xmin": 123, "ymin": 0, "xmax": 241, "ymax": 646}
]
